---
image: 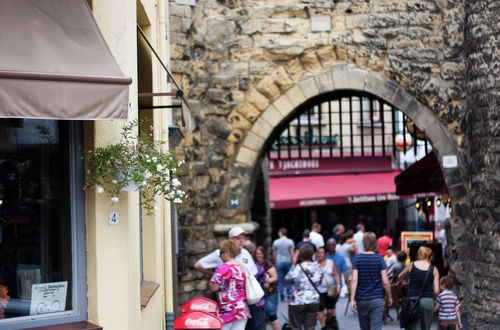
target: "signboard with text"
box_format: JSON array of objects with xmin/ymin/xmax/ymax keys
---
[
  {"xmin": 29, "ymin": 281, "xmax": 68, "ymax": 315},
  {"xmin": 401, "ymin": 232, "xmax": 434, "ymax": 253},
  {"xmin": 269, "ymin": 157, "xmax": 393, "ymax": 177},
  {"xmin": 174, "ymin": 310, "xmax": 222, "ymax": 329},
  {"xmin": 181, "ymin": 297, "xmax": 218, "ymax": 314}
]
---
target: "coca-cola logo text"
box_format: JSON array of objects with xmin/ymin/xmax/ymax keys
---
[
  {"xmin": 185, "ymin": 317, "xmax": 210, "ymax": 327},
  {"xmin": 190, "ymin": 303, "xmax": 212, "ymax": 311}
]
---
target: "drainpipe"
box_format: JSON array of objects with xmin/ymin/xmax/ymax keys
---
[{"xmin": 157, "ymin": 0, "xmax": 176, "ymax": 329}]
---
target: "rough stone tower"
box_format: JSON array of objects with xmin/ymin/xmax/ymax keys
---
[{"xmin": 169, "ymin": 0, "xmax": 499, "ymax": 326}]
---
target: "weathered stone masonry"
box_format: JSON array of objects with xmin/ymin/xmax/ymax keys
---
[
  {"xmin": 169, "ymin": 0, "xmax": 499, "ymax": 326},
  {"xmin": 456, "ymin": 0, "xmax": 499, "ymax": 327}
]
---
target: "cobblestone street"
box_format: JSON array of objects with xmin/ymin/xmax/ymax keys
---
[{"xmin": 271, "ymin": 296, "xmax": 438, "ymax": 330}]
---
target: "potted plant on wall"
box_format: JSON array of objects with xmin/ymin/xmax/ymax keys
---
[{"xmin": 85, "ymin": 119, "xmax": 185, "ymax": 214}]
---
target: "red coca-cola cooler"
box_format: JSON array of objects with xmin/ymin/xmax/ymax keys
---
[
  {"xmin": 181, "ymin": 297, "xmax": 218, "ymax": 315},
  {"xmin": 173, "ymin": 311, "xmax": 222, "ymax": 330}
]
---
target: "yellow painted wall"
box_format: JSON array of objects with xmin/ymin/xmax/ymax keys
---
[{"xmin": 85, "ymin": 0, "xmax": 173, "ymax": 329}]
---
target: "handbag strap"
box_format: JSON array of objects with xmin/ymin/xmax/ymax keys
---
[
  {"xmin": 414, "ymin": 264, "xmax": 434, "ymax": 300},
  {"xmin": 239, "ymin": 263, "xmax": 250, "ymax": 278},
  {"xmin": 298, "ymin": 263, "xmax": 321, "ymax": 295}
]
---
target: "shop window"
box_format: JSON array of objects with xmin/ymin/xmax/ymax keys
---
[{"xmin": 0, "ymin": 120, "xmax": 86, "ymax": 329}]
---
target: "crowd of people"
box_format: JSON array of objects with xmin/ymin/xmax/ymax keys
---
[{"xmin": 194, "ymin": 223, "xmax": 460, "ymax": 330}]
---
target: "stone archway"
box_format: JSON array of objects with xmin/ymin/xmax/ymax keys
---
[
  {"xmin": 229, "ymin": 64, "xmax": 466, "ymax": 221},
  {"xmin": 223, "ymin": 63, "xmax": 473, "ymax": 318}
]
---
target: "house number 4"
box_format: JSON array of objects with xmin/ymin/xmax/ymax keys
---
[{"xmin": 108, "ymin": 212, "xmax": 119, "ymax": 225}]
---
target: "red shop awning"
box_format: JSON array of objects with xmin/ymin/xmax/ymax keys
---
[
  {"xmin": 269, "ymin": 171, "xmax": 436, "ymax": 210},
  {"xmin": 395, "ymin": 152, "xmax": 448, "ymax": 195}
]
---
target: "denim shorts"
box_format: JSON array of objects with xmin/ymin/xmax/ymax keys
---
[{"xmin": 264, "ymin": 293, "xmax": 278, "ymax": 320}]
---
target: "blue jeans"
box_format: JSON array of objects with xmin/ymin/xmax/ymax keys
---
[
  {"xmin": 357, "ymin": 298, "xmax": 385, "ymax": 330},
  {"xmin": 246, "ymin": 304, "xmax": 266, "ymax": 330},
  {"xmin": 276, "ymin": 262, "xmax": 292, "ymax": 297},
  {"xmin": 264, "ymin": 293, "xmax": 278, "ymax": 321}
]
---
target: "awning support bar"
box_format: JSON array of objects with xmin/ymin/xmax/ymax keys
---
[
  {"xmin": 138, "ymin": 92, "xmax": 177, "ymax": 97},
  {"xmin": 136, "ymin": 25, "xmax": 191, "ymax": 131},
  {"xmin": 139, "ymin": 105, "xmax": 180, "ymax": 109},
  {"xmin": 137, "ymin": 25, "xmax": 176, "ymax": 88}
]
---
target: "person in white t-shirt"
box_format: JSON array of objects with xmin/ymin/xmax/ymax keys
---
[
  {"xmin": 309, "ymin": 222, "xmax": 325, "ymax": 249},
  {"xmin": 194, "ymin": 226, "xmax": 258, "ymax": 276},
  {"xmin": 353, "ymin": 223, "xmax": 365, "ymax": 254}
]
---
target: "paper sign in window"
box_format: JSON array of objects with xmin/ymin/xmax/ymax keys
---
[{"xmin": 29, "ymin": 282, "xmax": 68, "ymax": 315}]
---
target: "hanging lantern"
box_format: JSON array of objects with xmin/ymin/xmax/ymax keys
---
[
  {"xmin": 442, "ymin": 194, "xmax": 451, "ymax": 207},
  {"xmin": 406, "ymin": 120, "xmax": 427, "ymax": 139},
  {"xmin": 395, "ymin": 133, "xmax": 412, "ymax": 151}
]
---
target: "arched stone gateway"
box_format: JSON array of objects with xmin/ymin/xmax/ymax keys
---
[
  {"xmin": 231, "ymin": 65, "xmax": 463, "ymax": 209},
  {"xmin": 171, "ymin": 0, "xmax": 499, "ymax": 326},
  {"xmin": 227, "ymin": 64, "xmax": 469, "ymax": 287}
]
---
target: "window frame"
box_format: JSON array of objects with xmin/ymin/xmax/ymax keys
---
[{"xmin": 0, "ymin": 121, "xmax": 87, "ymax": 329}]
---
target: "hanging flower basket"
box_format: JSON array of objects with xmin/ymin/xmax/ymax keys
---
[{"xmin": 85, "ymin": 119, "xmax": 186, "ymax": 214}]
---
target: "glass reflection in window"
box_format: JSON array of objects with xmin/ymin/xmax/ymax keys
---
[{"xmin": 0, "ymin": 119, "xmax": 72, "ymax": 320}]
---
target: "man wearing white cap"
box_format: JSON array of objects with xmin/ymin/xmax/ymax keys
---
[{"xmin": 194, "ymin": 226, "xmax": 258, "ymax": 276}]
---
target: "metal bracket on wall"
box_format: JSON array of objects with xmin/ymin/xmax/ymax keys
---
[{"xmin": 137, "ymin": 25, "xmax": 192, "ymax": 132}]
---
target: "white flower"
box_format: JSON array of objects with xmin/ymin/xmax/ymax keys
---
[
  {"xmin": 178, "ymin": 160, "xmax": 185, "ymax": 166},
  {"xmin": 146, "ymin": 159, "xmax": 151, "ymax": 163},
  {"xmin": 144, "ymin": 171, "xmax": 152, "ymax": 179},
  {"xmin": 152, "ymin": 157, "xmax": 157, "ymax": 162},
  {"xmin": 96, "ymin": 187, "xmax": 105, "ymax": 194},
  {"xmin": 173, "ymin": 198, "xmax": 182, "ymax": 204},
  {"xmin": 172, "ymin": 178, "xmax": 181, "ymax": 187},
  {"xmin": 112, "ymin": 179, "xmax": 117, "ymax": 184},
  {"xmin": 110, "ymin": 196, "xmax": 119, "ymax": 203},
  {"xmin": 167, "ymin": 192, "xmax": 175, "ymax": 199},
  {"xmin": 142, "ymin": 181, "xmax": 147, "ymax": 185},
  {"xmin": 156, "ymin": 164, "xmax": 163, "ymax": 172}
]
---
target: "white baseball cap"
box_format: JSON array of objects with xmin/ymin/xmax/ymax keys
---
[{"xmin": 228, "ymin": 226, "xmax": 246, "ymax": 238}]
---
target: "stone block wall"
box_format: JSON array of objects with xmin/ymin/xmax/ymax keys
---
[
  {"xmin": 456, "ymin": 0, "xmax": 499, "ymax": 327},
  {"xmin": 168, "ymin": 0, "xmax": 499, "ymax": 325}
]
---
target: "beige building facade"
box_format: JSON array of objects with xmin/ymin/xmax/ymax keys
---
[{"xmin": 0, "ymin": 1, "xmax": 177, "ymax": 329}]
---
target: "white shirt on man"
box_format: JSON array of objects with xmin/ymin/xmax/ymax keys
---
[
  {"xmin": 309, "ymin": 231, "xmax": 325, "ymax": 248},
  {"xmin": 197, "ymin": 247, "xmax": 258, "ymax": 275},
  {"xmin": 353, "ymin": 230, "xmax": 364, "ymax": 253}
]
